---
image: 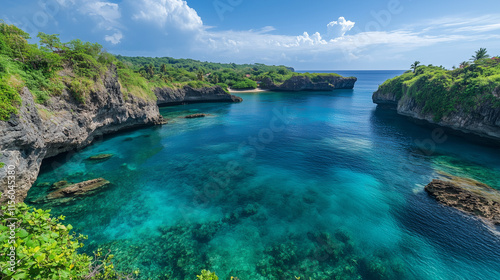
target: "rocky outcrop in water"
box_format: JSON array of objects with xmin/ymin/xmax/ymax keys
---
[
  {"xmin": 0, "ymin": 65, "xmax": 162, "ymax": 203},
  {"xmin": 87, "ymin": 154, "xmax": 114, "ymax": 161},
  {"xmin": 185, "ymin": 114, "xmax": 209, "ymax": 119},
  {"xmin": 260, "ymin": 75, "xmax": 357, "ymax": 91},
  {"xmin": 425, "ymin": 177, "xmax": 500, "ymax": 225},
  {"xmin": 373, "ymin": 86, "xmax": 500, "ymax": 142},
  {"xmin": 46, "ymin": 178, "xmax": 110, "ymax": 200},
  {"xmin": 154, "ymin": 85, "xmax": 242, "ymax": 106}
]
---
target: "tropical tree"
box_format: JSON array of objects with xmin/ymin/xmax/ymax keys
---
[
  {"xmin": 459, "ymin": 61, "xmax": 470, "ymax": 68},
  {"xmin": 471, "ymin": 48, "xmax": 490, "ymax": 62},
  {"xmin": 411, "ymin": 61, "xmax": 420, "ymax": 73},
  {"xmin": 160, "ymin": 63, "xmax": 167, "ymax": 73},
  {"xmin": 37, "ymin": 32, "xmax": 64, "ymax": 52},
  {"xmin": 197, "ymin": 69, "xmax": 204, "ymax": 81}
]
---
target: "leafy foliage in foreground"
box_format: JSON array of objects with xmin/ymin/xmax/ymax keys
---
[
  {"xmin": 0, "ymin": 202, "xmax": 134, "ymax": 279},
  {"xmin": 376, "ymin": 50, "xmax": 500, "ymax": 121}
]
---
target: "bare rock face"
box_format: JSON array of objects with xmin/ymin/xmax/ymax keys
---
[
  {"xmin": 0, "ymin": 65, "xmax": 162, "ymax": 203},
  {"xmin": 260, "ymin": 75, "xmax": 357, "ymax": 91},
  {"xmin": 425, "ymin": 178, "xmax": 500, "ymax": 225},
  {"xmin": 154, "ymin": 86, "xmax": 242, "ymax": 106},
  {"xmin": 47, "ymin": 178, "xmax": 110, "ymax": 200}
]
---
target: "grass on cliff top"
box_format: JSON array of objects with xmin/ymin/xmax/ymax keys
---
[
  {"xmin": 376, "ymin": 58, "xmax": 500, "ymax": 121},
  {"xmin": 0, "ymin": 21, "xmax": 157, "ymax": 117}
]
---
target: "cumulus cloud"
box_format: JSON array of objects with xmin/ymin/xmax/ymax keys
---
[
  {"xmin": 53, "ymin": 0, "xmax": 204, "ymax": 49},
  {"xmin": 326, "ymin": 17, "xmax": 355, "ymax": 39},
  {"xmin": 105, "ymin": 31, "xmax": 123, "ymax": 44},
  {"xmin": 295, "ymin": 32, "xmax": 327, "ymax": 46},
  {"xmin": 131, "ymin": 0, "xmax": 203, "ymax": 30}
]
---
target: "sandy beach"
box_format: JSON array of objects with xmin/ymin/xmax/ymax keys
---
[{"xmin": 228, "ymin": 88, "xmax": 270, "ymax": 93}]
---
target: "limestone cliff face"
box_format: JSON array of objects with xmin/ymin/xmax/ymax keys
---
[
  {"xmin": 0, "ymin": 65, "xmax": 163, "ymax": 203},
  {"xmin": 373, "ymin": 87, "xmax": 500, "ymax": 142},
  {"xmin": 154, "ymin": 86, "xmax": 242, "ymax": 106},
  {"xmin": 260, "ymin": 75, "xmax": 357, "ymax": 91}
]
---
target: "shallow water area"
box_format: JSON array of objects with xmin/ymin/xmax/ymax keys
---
[{"xmin": 27, "ymin": 70, "xmax": 500, "ymax": 280}]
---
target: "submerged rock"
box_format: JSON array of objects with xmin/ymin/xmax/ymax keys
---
[
  {"xmin": 185, "ymin": 113, "xmax": 208, "ymax": 119},
  {"xmin": 425, "ymin": 176, "xmax": 500, "ymax": 225},
  {"xmin": 87, "ymin": 154, "xmax": 114, "ymax": 161},
  {"xmin": 36, "ymin": 182, "xmax": 51, "ymax": 188},
  {"xmin": 47, "ymin": 178, "xmax": 110, "ymax": 200},
  {"xmin": 51, "ymin": 180, "xmax": 70, "ymax": 190}
]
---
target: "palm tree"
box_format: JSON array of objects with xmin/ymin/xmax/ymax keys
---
[
  {"xmin": 411, "ymin": 61, "xmax": 420, "ymax": 73},
  {"xmin": 471, "ymin": 48, "xmax": 490, "ymax": 62},
  {"xmin": 197, "ymin": 70, "xmax": 204, "ymax": 81},
  {"xmin": 160, "ymin": 64, "xmax": 167, "ymax": 73},
  {"xmin": 147, "ymin": 64, "xmax": 155, "ymax": 77},
  {"xmin": 459, "ymin": 61, "xmax": 470, "ymax": 68}
]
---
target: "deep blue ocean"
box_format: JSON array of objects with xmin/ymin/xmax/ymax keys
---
[{"xmin": 27, "ymin": 70, "xmax": 500, "ymax": 280}]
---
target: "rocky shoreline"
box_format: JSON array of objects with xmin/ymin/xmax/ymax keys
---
[
  {"xmin": 0, "ymin": 66, "xmax": 242, "ymax": 203},
  {"xmin": 425, "ymin": 175, "xmax": 500, "ymax": 225},
  {"xmin": 154, "ymin": 85, "xmax": 242, "ymax": 106},
  {"xmin": 372, "ymin": 85, "xmax": 500, "ymax": 144},
  {"xmin": 261, "ymin": 75, "xmax": 357, "ymax": 91}
]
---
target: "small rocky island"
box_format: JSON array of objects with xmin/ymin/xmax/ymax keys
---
[{"xmin": 425, "ymin": 175, "xmax": 500, "ymax": 225}]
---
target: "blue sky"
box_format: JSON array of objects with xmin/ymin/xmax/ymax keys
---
[{"xmin": 2, "ymin": 0, "xmax": 500, "ymax": 70}]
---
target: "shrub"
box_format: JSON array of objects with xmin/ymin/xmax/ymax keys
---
[
  {"xmin": 0, "ymin": 77, "xmax": 21, "ymax": 120},
  {"xmin": 0, "ymin": 202, "xmax": 136, "ymax": 279},
  {"xmin": 231, "ymin": 78, "xmax": 257, "ymax": 89},
  {"xmin": 0, "ymin": 202, "xmax": 91, "ymax": 279},
  {"xmin": 69, "ymin": 77, "xmax": 94, "ymax": 103}
]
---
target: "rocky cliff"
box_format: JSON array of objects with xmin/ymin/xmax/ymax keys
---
[
  {"xmin": 0, "ymin": 65, "xmax": 163, "ymax": 203},
  {"xmin": 154, "ymin": 86, "xmax": 242, "ymax": 106},
  {"xmin": 373, "ymin": 85, "xmax": 500, "ymax": 143},
  {"xmin": 260, "ymin": 75, "xmax": 357, "ymax": 91}
]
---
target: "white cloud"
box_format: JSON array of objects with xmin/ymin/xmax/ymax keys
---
[
  {"xmin": 453, "ymin": 22, "xmax": 500, "ymax": 33},
  {"xmin": 80, "ymin": 1, "xmax": 121, "ymax": 24},
  {"xmin": 295, "ymin": 32, "xmax": 327, "ymax": 46},
  {"xmin": 105, "ymin": 31, "xmax": 123, "ymax": 44},
  {"xmin": 75, "ymin": 1, "xmax": 123, "ymax": 43},
  {"xmin": 326, "ymin": 17, "xmax": 355, "ymax": 39},
  {"xmin": 131, "ymin": 0, "xmax": 203, "ymax": 30}
]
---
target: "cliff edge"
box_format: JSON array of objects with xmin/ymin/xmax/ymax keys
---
[
  {"xmin": 0, "ymin": 65, "xmax": 162, "ymax": 203},
  {"xmin": 154, "ymin": 85, "xmax": 242, "ymax": 106},
  {"xmin": 373, "ymin": 66, "xmax": 500, "ymax": 143}
]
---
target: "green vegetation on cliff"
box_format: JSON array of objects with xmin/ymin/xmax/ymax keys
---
[
  {"xmin": 376, "ymin": 49, "xmax": 500, "ymax": 121},
  {"xmin": 115, "ymin": 56, "xmax": 348, "ymax": 91},
  {"xmin": 116, "ymin": 55, "xmax": 295, "ymax": 90},
  {"xmin": 0, "ymin": 22, "xmax": 347, "ymax": 121},
  {"xmin": 0, "ymin": 21, "xmax": 157, "ymax": 120}
]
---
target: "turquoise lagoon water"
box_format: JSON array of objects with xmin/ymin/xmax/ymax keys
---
[{"xmin": 27, "ymin": 71, "xmax": 500, "ymax": 280}]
